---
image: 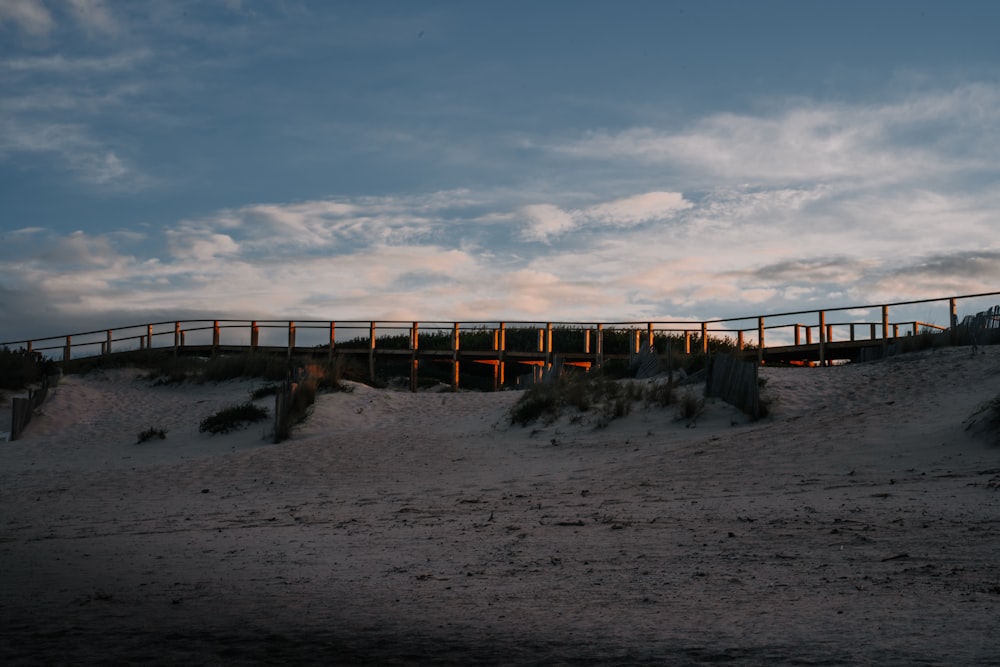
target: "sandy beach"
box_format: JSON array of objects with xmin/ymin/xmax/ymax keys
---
[{"xmin": 2, "ymin": 346, "xmax": 999, "ymax": 665}]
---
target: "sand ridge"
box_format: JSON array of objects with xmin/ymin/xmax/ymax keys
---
[{"xmin": 2, "ymin": 346, "xmax": 999, "ymax": 664}]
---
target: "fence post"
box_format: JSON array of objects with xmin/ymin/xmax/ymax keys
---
[
  {"xmin": 106, "ymin": 329, "xmax": 113, "ymax": 356},
  {"xmin": 410, "ymin": 321, "xmax": 419, "ymax": 393},
  {"xmin": 451, "ymin": 323, "xmax": 460, "ymax": 391},
  {"xmin": 738, "ymin": 330, "xmax": 744, "ymax": 351},
  {"xmin": 147, "ymin": 324, "xmax": 153, "ymax": 351},
  {"xmin": 818, "ymin": 310, "xmax": 826, "ymax": 366},
  {"xmin": 794, "ymin": 324, "xmax": 801, "ymax": 346},
  {"xmin": 287, "ymin": 321, "xmax": 296, "ymax": 358},
  {"xmin": 684, "ymin": 331, "xmax": 690, "ymax": 355},
  {"xmin": 64, "ymin": 336, "xmax": 71, "ymax": 362},
  {"xmin": 647, "ymin": 322, "xmax": 654, "ymax": 350},
  {"xmin": 327, "ymin": 322, "xmax": 335, "ymax": 361},
  {"xmin": 498, "ymin": 322, "xmax": 506, "ymax": 387},
  {"xmin": 212, "ymin": 321, "xmax": 220, "ymax": 354},
  {"xmin": 250, "ymin": 321, "xmax": 259, "ymax": 351},
  {"xmin": 701, "ymin": 322, "xmax": 709, "ymax": 354},
  {"xmin": 369, "ymin": 322, "xmax": 376, "ymax": 383},
  {"xmin": 546, "ymin": 323, "xmax": 553, "ymax": 367},
  {"xmin": 597, "ymin": 324, "xmax": 604, "ymax": 368},
  {"xmin": 882, "ymin": 305, "xmax": 890, "ymax": 347},
  {"xmin": 757, "ymin": 317, "xmax": 765, "ymax": 364},
  {"xmin": 174, "ymin": 322, "xmax": 181, "ymax": 355}
]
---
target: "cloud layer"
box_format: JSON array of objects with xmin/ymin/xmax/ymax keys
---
[{"xmin": 4, "ymin": 81, "xmax": 1000, "ymax": 343}]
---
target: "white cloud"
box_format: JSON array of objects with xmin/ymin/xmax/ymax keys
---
[
  {"xmin": 519, "ymin": 204, "xmax": 575, "ymax": 243},
  {"xmin": 583, "ymin": 191, "xmax": 692, "ymax": 227}
]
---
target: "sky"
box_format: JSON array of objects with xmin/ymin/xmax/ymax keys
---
[{"xmin": 2, "ymin": 0, "xmax": 1000, "ymax": 344}]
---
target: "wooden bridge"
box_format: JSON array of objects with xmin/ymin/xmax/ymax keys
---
[{"xmin": 3, "ymin": 292, "xmax": 999, "ymax": 390}]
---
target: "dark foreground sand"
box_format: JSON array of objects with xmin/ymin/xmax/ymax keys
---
[{"xmin": 2, "ymin": 346, "xmax": 999, "ymax": 665}]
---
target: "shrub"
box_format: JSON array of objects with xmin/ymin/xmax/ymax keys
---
[
  {"xmin": 136, "ymin": 427, "xmax": 167, "ymax": 444},
  {"xmin": 199, "ymin": 402, "xmax": 269, "ymax": 434},
  {"xmin": 0, "ymin": 347, "xmax": 46, "ymax": 390},
  {"xmin": 677, "ymin": 389, "xmax": 705, "ymax": 421}
]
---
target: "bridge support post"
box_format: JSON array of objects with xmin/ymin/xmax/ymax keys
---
[
  {"xmin": 818, "ymin": 311, "xmax": 826, "ymax": 366},
  {"xmin": 701, "ymin": 322, "xmax": 709, "ymax": 355},
  {"xmin": 451, "ymin": 323, "xmax": 460, "ymax": 392},
  {"xmin": 287, "ymin": 321, "xmax": 296, "ymax": 359},
  {"xmin": 212, "ymin": 321, "xmax": 220, "ymax": 355},
  {"xmin": 251, "ymin": 321, "xmax": 259, "ymax": 351},
  {"xmin": 757, "ymin": 317, "xmax": 764, "ymax": 364},
  {"xmin": 106, "ymin": 330, "xmax": 113, "ymax": 356},
  {"xmin": 369, "ymin": 322, "xmax": 377, "ymax": 383},
  {"xmin": 410, "ymin": 322, "xmax": 419, "ymax": 393},
  {"xmin": 498, "ymin": 322, "xmax": 506, "ymax": 387}
]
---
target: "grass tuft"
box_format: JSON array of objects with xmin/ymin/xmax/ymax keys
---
[
  {"xmin": 136, "ymin": 427, "xmax": 167, "ymax": 444},
  {"xmin": 199, "ymin": 402, "xmax": 269, "ymax": 435}
]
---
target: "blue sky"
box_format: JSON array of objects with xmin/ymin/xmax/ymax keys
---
[{"xmin": 2, "ymin": 0, "xmax": 1000, "ymax": 343}]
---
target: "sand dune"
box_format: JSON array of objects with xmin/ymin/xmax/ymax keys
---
[{"xmin": 2, "ymin": 346, "xmax": 999, "ymax": 665}]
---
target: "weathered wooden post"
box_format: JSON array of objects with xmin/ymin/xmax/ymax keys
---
[
  {"xmin": 596, "ymin": 324, "xmax": 604, "ymax": 368},
  {"xmin": 647, "ymin": 323, "xmax": 654, "ymax": 350},
  {"xmin": 250, "ymin": 321, "xmax": 259, "ymax": 351},
  {"xmin": 911, "ymin": 322, "xmax": 918, "ymax": 336},
  {"xmin": 818, "ymin": 310, "xmax": 826, "ymax": 366},
  {"xmin": 369, "ymin": 322, "xmax": 377, "ymax": 383},
  {"xmin": 546, "ymin": 323, "xmax": 553, "ymax": 367},
  {"xmin": 287, "ymin": 321, "xmax": 296, "ymax": 358},
  {"xmin": 737, "ymin": 330, "xmax": 745, "ymax": 351},
  {"xmin": 212, "ymin": 321, "xmax": 220, "ymax": 354},
  {"xmin": 870, "ymin": 323, "xmax": 877, "ymax": 341},
  {"xmin": 498, "ymin": 322, "xmax": 506, "ymax": 388},
  {"xmin": 882, "ymin": 306, "xmax": 890, "ymax": 352},
  {"xmin": 64, "ymin": 335, "xmax": 71, "ymax": 362},
  {"xmin": 327, "ymin": 322, "xmax": 335, "ymax": 361},
  {"xmin": 106, "ymin": 329, "xmax": 113, "ymax": 356},
  {"xmin": 147, "ymin": 324, "xmax": 153, "ymax": 351},
  {"xmin": 410, "ymin": 322, "xmax": 419, "ymax": 393},
  {"xmin": 451, "ymin": 323, "xmax": 460, "ymax": 391},
  {"xmin": 173, "ymin": 322, "xmax": 181, "ymax": 355},
  {"xmin": 949, "ymin": 297, "xmax": 958, "ymax": 343},
  {"xmin": 633, "ymin": 329, "xmax": 641, "ymax": 355},
  {"xmin": 850, "ymin": 323, "xmax": 856, "ymax": 342},
  {"xmin": 180, "ymin": 330, "xmax": 187, "ymax": 347},
  {"xmin": 684, "ymin": 330, "xmax": 691, "ymax": 355},
  {"xmin": 701, "ymin": 322, "xmax": 709, "ymax": 355},
  {"xmin": 757, "ymin": 317, "xmax": 765, "ymax": 364},
  {"xmin": 26, "ymin": 340, "xmax": 33, "ymax": 356},
  {"xmin": 806, "ymin": 327, "xmax": 813, "ymax": 345},
  {"xmin": 794, "ymin": 324, "xmax": 801, "ymax": 346}
]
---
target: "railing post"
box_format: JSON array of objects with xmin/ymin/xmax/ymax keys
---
[
  {"xmin": 912, "ymin": 322, "xmax": 918, "ymax": 336},
  {"xmin": 647, "ymin": 322, "xmax": 654, "ymax": 350},
  {"xmin": 212, "ymin": 321, "xmax": 220, "ymax": 354},
  {"xmin": 806, "ymin": 327, "xmax": 813, "ymax": 344},
  {"xmin": 410, "ymin": 322, "xmax": 419, "ymax": 393},
  {"xmin": 584, "ymin": 328, "xmax": 591, "ymax": 354},
  {"xmin": 173, "ymin": 322, "xmax": 181, "ymax": 355},
  {"xmin": 106, "ymin": 329, "xmax": 113, "ymax": 356},
  {"xmin": 794, "ymin": 324, "xmax": 801, "ymax": 346},
  {"xmin": 369, "ymin": 322, "xmax": 377, "ymax": 383},
  {"xmin": 451, "ymin": 323, "xmax": 460, "ymax": 392},
  {"xmin": 597, "ymin": 324, "xmax": 604, "ymax": 368},
  {"xmin": 870, "ymin": 323, "xmax": 876, "ymax": 340},
  {"xmin": 147, "ymin": 324, "xmax": 153, "ymax": 351},
  {"xmin": 684, "ymin": 330, "xmax": 690, "ymax": 355},
  {"xmin": 64, "ymin": 335, "xmax": 71, "ymax": 362},
  {"xmin": 498, "ymin": 322, "xmax": 506, "ymax": 387},
  {"xmin": 737, "ymin": 330, "xmax": 745, "ymax": 351},
  {"xmin": 882, "ymin": 305, "xmax": 890, "ymax": 341},
  {"xmin": 546, "ymin": 323, "xmax": 553, "ymax": 367},
  {"xmin": 701, "ymin": 322, "xmax": 709, "ymax": 355},
  {"xmin": 949, "ymin": 297, "xmax": 958, "ymax": 344},
  {"xmin": 250, "ymin": 321, "xmax": 259, "ymax": 351},
  {"xmin": 633, "ymin": 329, "xmax": 641, "ymax": 355},
  {"xmin": 26, "ymin": 340, "xmax": 33, "ymax": 356},
  {"xmin": 327, "ymin": 322, "xmax": 335, "ymax": 361},
  {"xmin": 757, "ymin": 317, "xmax": 764, "ymax": 364},
  {"xmin": 818, "ymin": 310, "xmax": 826, "ymax": 366},
  {"xmin": 287, "ymin": 321, "xmax": 296, "ymax": 358},
  {"xmin": 180, "ymin": 330, "xmax": 186, "ymax": 347},
  {"xmin": 850, "ymin": 324, "xmax": 856, "ymax": 342}
]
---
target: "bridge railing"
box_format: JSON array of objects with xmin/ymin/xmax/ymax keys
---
[{"xmin": 2, "ymin": 291, "xmax": 998, "ymax": 366}]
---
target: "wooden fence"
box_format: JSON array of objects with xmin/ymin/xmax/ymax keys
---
[
  {"xmin": 706, "ymin": 353, "xmax": 760, "ymax": 419},
  {"xmin": 9, "ymin": 375, "xmax": 51, "ymax": 441}
]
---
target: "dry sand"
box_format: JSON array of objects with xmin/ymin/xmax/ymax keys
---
[{"xmin": 2, "ymin": 346, "xmax": 999, "ymax": 665}]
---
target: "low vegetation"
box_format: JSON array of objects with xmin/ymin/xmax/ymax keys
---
[
  {"xmin": 509, "ymin": 371, "xmax": 684, "ymax": 428},
  {"xmin": 136, "ymin": 427, "xmax": 167, "ymax": 444},
  {"xmin": 199, "ymin": 402, "xmax": 269, "ymax": 435},
  {"xmin": 0, "ymin": 347, "xmax": 55, "ymax": 390}
]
